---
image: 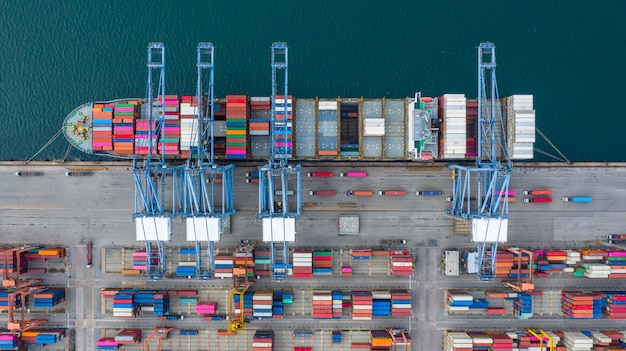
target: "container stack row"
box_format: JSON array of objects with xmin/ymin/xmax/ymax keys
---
[
  {"xmin": 440, "ymin": 94, "xmax": 466, "ymax": 159},
  {"xmin": 391, "ymin": 290, "xmax": 412, "ymax": 317},
  {"xmin": 464, "ymin": 99, "xmax": 477, "ymax": 157},
  {"xmin": 114, "ymin": 329, "xmax": 141, "ymax": 344},
  {"xmin": 0, "ymin": 333, "xmax": 18, "ymax": 349},
  {"xmin": 505, "ymin": 94, "xmax": 535, "ymax": 160},
  {"xmin": 446, "ymin": 290, "xmax": 473, "ymax": 313},
  {"xmin": 226, "ymin": 95, "xmax": 248, "ymax": 159},
  {"xmin": 112, "ymin": 291, "xmax": 136, "ymax": 318},
  {"xmin": 274, "ymin": 95, "xmax": 293, "ymax": 159},
  {"xmin": 233, "ymin": 247, "xmax": 255, "ymax": 278},
  {"xmin": 92, "ymin": 103, "xmax": 114, "ymax": 151},
  {"xmin": 331, "ymin": 330, "xmax": 342, "ymax": 344},
  {"xmin": 113, "ymin": 102, "xmax": 137, "ymax": 155},
  {"xmin": 606, "ymin": 292, "xmax": 626, "ymax": 319},
  {"xmin": 36, "ymin": 248, "xmax": 66, "ymax": 259},
  {"xmin": 312, "ymin": 249, "xmax": 332, "ymax": 276},
  {"xmin": 253, "ymin": 291, "xmax": 273, "ymax": 319},
  {"xmin": 370, "ymin": 330, "xmax": 392, "ymax": 350},
  {"xmin": 352, "ymin": 291, "xmax": 373, "ymax": 320},
  {"xmin": 22, "ymin": 329, "xmax": 65, "ymax": 347},
  {"xmin": 352, "ymin": 249, "xmax": 372, "ymax": 262},
  {"xmin": 195, "ymin": 301, "xmax": 217, "ymax": 316},
  {"xmin": 312, "ymin": 290, "xmax": 333, "ymax": 319},
  {"xmin": 249, "ymin": 97, "xmax": 271, "ymax": 136},
  {"xmin": 132, "ymin": 250, "xmax": 148, "ymax": 271},
  {"xmin": 444, "ymin": 330, "xmax": 626, "ymax": 351},
  {"xmin": 0, "ymin": 249, "xmax": 27, "ymax": 274},
  {"xmin": 252, "ymin": 330, "xmax": 274, "ymax": 351},
  {"xmin": 214, "ymin": 254, "xmax": 234, "ymax": 279},
  {"xmin": 153, "ymin": 291, "xmax": 170, "ymax": 317},
  {"xmin": 0, "ymin": 291, "xmax": 22, "ymax": 309},
  {"xmin": 389, "ymin": 250, "xmax": 413, "ymax": 276},
  {"xmin": 372, "ymin": 291, "xmax": 392, "ymax": 317},
  {"xmin": 97, "ymin": 338, "xmax": 119, "ymax": 350},
  {"xmin": 33, "ymin": 289, "xmax": 65, "ymax": 308},
  {"xmin": 272, "ymin": 291, "xmax": 284, "ymax": 318},
  {"xmin": 179, "ymin": 95, "xmax": 199, "ymax": 154},
  {"xmin": 293, "ymin": 249, "xmax": 313, "ymax": 278},
  {"xmin": 254, "ymin": 250, "xmax": 271, "ymax": 277},
  {"xmin": 157, "ymin": 95, "xmax": 181, "ymax": 155},
  {"xmin": 176, "ymin": 248, "xmax": 197, "ymax": 277},
  {"xmin": 562, "ymin": 291, "xmax": 603, "ymax": 319},
  {"xmin": 513, "ymin": 292, "xmax": 533, "ymax": 319}
]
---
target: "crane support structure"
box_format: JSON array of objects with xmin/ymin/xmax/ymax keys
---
[
  {"xmin": 144, "ymin": 327, "xmax": 174, "ymax": 351},
  {"xmin": 183, "ymin": 43, "xmax": 236, "ymax": 280},
  {"xmin": 447, "ymin": 42, "xmax": 513, "ymax": 281},
  {"xmin": 133, "ymin": 42, "xmax": 184, "ymax": 280},
  {"xmin": 227, "ymin": 244, "xmax": 254, "ymax": 333},
  {"xmin": 502, "ymin": 247, "xmax": 534, "ymax": 292},
  {"xmin": 258, "ymin": 42, "xmax": 302, "ymax": 281}
]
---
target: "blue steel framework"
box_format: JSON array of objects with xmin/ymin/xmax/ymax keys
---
[
  {"xmin": 257, "ymin": 42, "xmax": 302, "ymax": 280},
  {"xmin": 183, "ymin": 43, "xmax": 236, "ymax": 280},
  {"xmin": 447, "ymin": 42, "xmax": 513, "ymax": 281},
  {"xmin": 132, "ymin": 42, "xmax": 184, "ymax": 280}
]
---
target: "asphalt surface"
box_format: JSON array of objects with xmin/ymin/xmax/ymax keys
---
[{"xmin": 2, "ymin": 161, "xmax": 626, "ymax": 351}]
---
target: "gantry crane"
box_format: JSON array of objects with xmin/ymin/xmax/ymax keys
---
[
  {"xmin": 502, "ymin": 247, "xmax": 534, "ymax": 291},
  {"xmin": 0, "ymin": 246, "xmax": 47, "ymax": 332},
  {"xmin": 133, "ymin": 42, "xmax": 184, "ymax": 280},
  {"xmin": 144, "ymin": 327, "xmax": 174, "ymax": 351},
  {"xmin": 183, "ymin": 43, "xmax": 236, "ymax": 280},
  {"xmin": 227, "ymin": 243, "xmax": 254, "ymax": 333},
  {"xmin": 447, "ymin": 42, "xmax": 513, "ymax": 281},
  {"xmin": 257, "ymin": 42, "xmax": 302, "ymax": 281},
  {"xmin": 525, "ymin": 329, "xmax": 555, "ymax": 351}
]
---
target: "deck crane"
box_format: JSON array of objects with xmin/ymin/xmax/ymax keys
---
[
  {"xmin": 257, "ymin": 42, "xmax": 302, "ymax": 281},
  {"xmin": 447, "ymin": 42, "xmax": 513, "ymax": 281},
  {"xmin": 227, "ymin": 243, "xmax": 254, "ymax": 333},
  {"xmin": 182, "ymin": 43, "xmax": 236, "ymax": 280},
  {"xmin": 132, "ymin": 42, "xmax": 184, "ymax": 280}
]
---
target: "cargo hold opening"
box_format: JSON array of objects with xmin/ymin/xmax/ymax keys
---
[{"xmin": 340, "ymin": 101, "xmax": 359, "ymax": 157}]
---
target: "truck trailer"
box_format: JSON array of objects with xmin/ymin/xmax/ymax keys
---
[{"xmin": 563, "ymin": 196, "xmax": 593, "ymax": 203}]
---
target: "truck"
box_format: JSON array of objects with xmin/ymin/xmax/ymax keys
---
[
  {"xmin": 563, "ymin": 196, "xmax": 593, "ymax": 203},
  {"xmin": 245, "ymin": 172, "xmax": 260, "ymax": 178},
  {"xmin": 523, "ymin": 197, "xmax": 553, "ymax": 203},
  {"xmin": 339, "ymin": 172, "xmax": 367, "ymax": 177},
  {"xmin": 523, "ymin": 189, "xmax": 552, "ymax": 195},
  {"xmin": 66, "ymin": 171, "xmax": 94, "ymax": 176},
  {"xmin": 346, "ymin": 190, "xmax": 373, "ymax": 196},
  {"xmin": 307, "ymin": 172, "xmax": 333, "ymax": 177},
  {"xmin": 378, "ymin": 190, "xmax": 407, "ymax": 196},
  {"xmin": 416, "ymin": 190, "xmax": 442, "ymax": 196},
  {"xmin": 86, "ymin": 241, "xmax": 93, "ymax": 268},
  {"xmin": 380, "ymin": 239, "xmax": 406, "ymax": 245},
  {"xmin": 309, "ymin": 190, "xmax": 336, "ymax": 196},
  {"xmin": 15, "ymin": 171, "xmax": 44, "ymax": 177},
  {"xmin": 245, "ymin": 178, "xmax": 259, "ymax": 184},
  {"xmin": 500, "ymin": 196, "xmax": 516, "ymax": 203}
]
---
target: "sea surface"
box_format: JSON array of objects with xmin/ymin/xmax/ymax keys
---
[{"xmin": 1, "ymin": 1, "xmax": 625, "ymax": 162}]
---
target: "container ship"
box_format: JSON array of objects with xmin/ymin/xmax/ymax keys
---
[{"xmin": 63, "ymin": 93, "xmax": 535, "ymax": 161}]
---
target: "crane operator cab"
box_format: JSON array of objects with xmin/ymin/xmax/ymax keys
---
[{"xmin": 274, "ymin": 201, "xmax": 283, "ymax": 212}]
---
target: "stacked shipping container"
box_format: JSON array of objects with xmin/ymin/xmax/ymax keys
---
[
  {"xmin": 33, "ymin": 289, "xmax": 65, "ymax": 308},
  {"xmin": 179, "ymin": 95, "xmax": 199, "ymax": 155},
  {"xmin": 22, "ymin": 329, "xmax": 65, "ymax": 347},
  {"xmin": 92, "ymin": 103, "xmax": 114, "ymax": 151},
  {"xmin": 312, "ymin": 249, "xmax": 332, "ymax": 275},
  {"xmin": 293, "ymin": 249, "xmax": 313, "ymax": 278},
  {"xmin": 505, "ymin": 95, "xmax": 535, "ymax": 160},
  {"xmin": 113, "ymin": 102, "xmax": 137, "ymax": 155},
  {"xmin": 561, "ymin": 291, "xmax": 603, "ymax": 319},
  {"xmin": 132, "ymin": 250, "xmax": 147, "ymax": 271},
  {"xmin": 176, "ymin": 248, "xmax": 197, "ymax": 277},
  {"xmin": 0, "ymin": 249, "xmax": 27, "ymax": 275},
  {"xmin": 352, "ymin": 291, "xmax": 373, "ymax": 320},
  {"xmin": 226, "ymin": 95, "xmax": 248, "ymax": 159},
  {"xmin": 391, "ymin": 290, "xmax": 412, "ymax": 317},
  {"xmin": 440, "ymin": 94, "xmax": 466, "ymax": 159},
  {"xmin": 252, "ymin": 330, "xmax": 274, "ymax": 351},
  {"xmin": 214, "ymin": 254, "xmax": 234, "ymax": 279},
  {"xmin": 196, "ymin": 301, "xmax": 217, "ymax": 315},
  {"xmin": 0, "ymin": 333, "xmax": 18, "ymax": 349},
  {"xmin": 254, "ymin": 250, "xmax": 271, "ymax": 277},
  {"xmin": 312, "ymin": 290, "xmax": 332, "ymax": 319},
  {"xmin": 253, "ymin": 291, "xmax": 273, "ymax": 319},
  {"xmin": 114, "ymin": 329, "xmax": 141, "ymax": 344},
  {"xmin": 389, "ymin": 250, "xmax": 413, "ymax": 275},
  {"xmin": 274, "ymin": 95, "xmax": 293, "ymax": 158},
  {"xmin": 250, "ymin": 97, "xmax": 271, "ymax": 136},
  {"xmin": 97, "ymin": 338, "xmax": 119, "ymax": 350}
]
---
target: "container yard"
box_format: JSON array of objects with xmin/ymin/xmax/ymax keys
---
[{"xmin": 6, "ymin": 42, "xmax": 626, "ymax": 351}]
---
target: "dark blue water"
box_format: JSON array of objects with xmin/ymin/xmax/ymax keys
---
[{"xmin": 2, "ymin": 1, "xmax": 625, "ymax": 161}]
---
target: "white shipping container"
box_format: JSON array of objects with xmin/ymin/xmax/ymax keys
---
[
  {"xmin": 318, "ymin": 101, "xmax": 338, "ymax": 110},
  {"xmin": 178, "ymin": 262, "xmax": 197, "ymax": 267},
  {"xmin": 352, "ymin": 304, "xmax": 373, "ymax": 310}
]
